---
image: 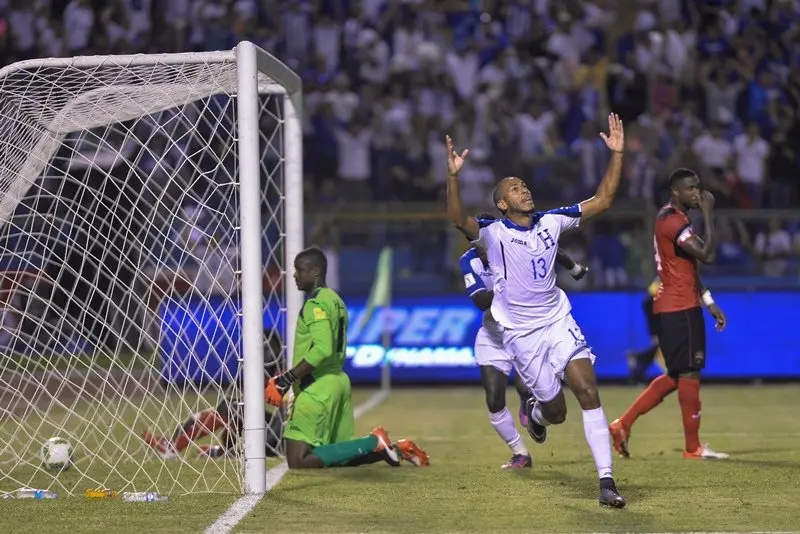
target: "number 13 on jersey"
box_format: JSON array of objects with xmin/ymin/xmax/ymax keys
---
[{"xmin": 531, "ymin": 257, "xmax": 547, "ymax": 279}]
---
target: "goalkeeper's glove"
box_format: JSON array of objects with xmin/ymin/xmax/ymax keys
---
[
  {"xmin": 569, "ymin": 263, "xmax": 589, "ymax": 281},
  {"xmin": 265, "ymin": 370, "xmax": 298, "ymax": 407}
]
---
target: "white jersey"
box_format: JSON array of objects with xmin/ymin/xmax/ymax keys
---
[
  {"xmin": 458, "ymin": 248, "xmax": 502, "ymax": 334},
  {"xmin": 476, "ymin": 204, "xmax": 582, "ymax": 330}
]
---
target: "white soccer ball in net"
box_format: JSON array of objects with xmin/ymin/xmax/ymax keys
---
[{"xmin": 40, "ymin": 437, "xmax": 73, "ymax": 472}]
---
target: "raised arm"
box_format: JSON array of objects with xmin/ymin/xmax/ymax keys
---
[
  {"xmin": 580, "ymin": 113, "xmax": 625, "ymax": 221},
  {"xmin": 445, "ymin": 135, "xmax": 480, "ymax": 240},
  {"xmin": 677, "ymin": 191, "xmax": 716, "ymax": 264}
]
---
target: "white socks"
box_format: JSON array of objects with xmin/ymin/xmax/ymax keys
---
[
  {"xmin": 489, "ymin": 408, "xmax": 529, "ymax": 456},
  {"xmin": 582, "ymin": 407, "xmax": 613, "ymax": 479}
]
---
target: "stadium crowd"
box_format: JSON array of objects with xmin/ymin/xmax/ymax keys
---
[{"xmin": 1, "ymin": 0, "xmax": 799, "ymax": 291}]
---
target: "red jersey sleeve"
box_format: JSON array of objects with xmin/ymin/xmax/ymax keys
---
[{"xmin": 659, "ymin": 212, "xmax": 694, "ymax": 246}]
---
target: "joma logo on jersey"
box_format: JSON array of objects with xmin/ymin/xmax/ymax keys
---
[
  {"xmin": 537, "ymin": 229, "xmax": 555, "ymax": 250},
  {"xmin": 511, "ymin": 238, "xmax": 528, "ymax": 246}
]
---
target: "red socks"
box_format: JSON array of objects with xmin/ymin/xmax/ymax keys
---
[
  {"xmin": 677, "ymin": 377, "xmax": 702, "ymax": 453},
  {"xmin": 173, "ymin": 409, "xmax": 227, "ymax": 452},
  {"xmin": 620, "ymin": 374, "xmax": 677, "ymax": 431}
]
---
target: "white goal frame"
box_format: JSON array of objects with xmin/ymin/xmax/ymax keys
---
[{"xmin": 0, "ymin": 41, "xmax": 303, "ymax": 495}]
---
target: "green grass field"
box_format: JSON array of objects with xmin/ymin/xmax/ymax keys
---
[{"xmin": 4, "ymin": 385, "xmax": 800, "ymax": 533}]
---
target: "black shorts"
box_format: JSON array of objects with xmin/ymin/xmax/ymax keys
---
[
  {"xmin": 642, "ymin": 296, "xmax": 658, "ymax": 338},
  {"xmin": 657, "ymin": 307, "xmax": 706, "ymax": 374}
]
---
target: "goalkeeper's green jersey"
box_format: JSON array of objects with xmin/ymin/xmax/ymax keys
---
[{"xmin": 293, "ymin": 287, "xmax": 349, "ymax": 379}]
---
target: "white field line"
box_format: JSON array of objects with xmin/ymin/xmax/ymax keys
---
[{"xmin": 204, "ymin": 389, "xmax": 389, "ymax": 534}]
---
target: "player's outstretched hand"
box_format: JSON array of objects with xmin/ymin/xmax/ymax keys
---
[
  {"xmin": 599, "ymin": 113, "xmax": 624, "ymax": 153},
  {"xmin": 708, "ymin": 303, "xmax": 727, "ymax": 332},
  {"xmin": 445, "ymin": 135, "xmax": 469, "ymax": 175},
  {"xmin": 698, "ymin": 190, "xmax": 715, "ymax": 213}
]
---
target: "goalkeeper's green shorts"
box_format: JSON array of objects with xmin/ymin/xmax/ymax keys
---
[{"xmin": 283, "ymin": 372, "xmax": 354, "ymax": 447}]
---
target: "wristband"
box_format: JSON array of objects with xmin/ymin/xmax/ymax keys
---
[
  {"xmin": 701, "ymin": 290, "xmax": 714, "ymax": 307},
  {"xmin": 569, "ymin": 264, "xmax": 583, "ymax": 276},
  {"xmin": 276, "ymin": 370, "xmax": 298, "ymax": 389}
]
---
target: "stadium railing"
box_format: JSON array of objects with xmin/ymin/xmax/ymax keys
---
[{"xmin": 305, "ymin": 203, "xmax": 800, "ymax": 295}]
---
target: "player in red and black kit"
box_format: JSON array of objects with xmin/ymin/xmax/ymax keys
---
[{"xmin": 609, "ymin": 168, "xmax": 729, "ymax": 460}]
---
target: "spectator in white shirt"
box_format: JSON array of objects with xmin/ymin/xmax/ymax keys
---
[
  {"xmin": 692, "ymin": 123, "xmax": 733, "ymax": 173},
  {"xmin": 546, "ymin": 13, "xmax": 592, "ymax": 66},
  {"xmin": 391, "ymin": 18, "xmax": 425, "ymax": 72},
  {"xmin": 333, "ymin": 118, "xmax": 373, "ymax": 201},
  {"xmin": 446, "ymin": 44, "xmax": 480, "ymax": 102},
  {"xmin": 514, "ymin": 100, "xmax": 557, "ymax": 158},
  {"xmin": 313, "ymin": 13, "xmax": 342, "ymax": 73},
  {"xmin": 63, "ymin": 0, "xmax": 95, "ymax": 54},
  {"xmin": 754, "ymin": 219, "xmax": 792, "ymax": 277},
  {"xmin": 457, "ymin": 147, "xmax": 494, "ymax": 206},
  {"xmin": 283, "ymin": 0, "xmax": 311, "ymax": 62},
  {"xmin": 356, "ymin": 28, "xmax": 390, "ymax": 85},
  {"xmin": 36, "ymin": 16, "xmax": 64, "ymax": 58},
  {"xmin": 325, "ymin": 74, "xmax": 359, "ymax": 123},
  {"xmin": 7, "ymin": 0, "xmax": 37, "ymax": 59},
  {"xmin": 733, "ymin": 122, "xmax": 770, "ymax": 207},
  {"xmin": 122, "ymin": 0, "xmax": 152, "ymax": 46}
]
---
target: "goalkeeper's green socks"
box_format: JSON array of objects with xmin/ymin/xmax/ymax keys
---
[{"xmin": 311, "ymin": 435, "xmax": 378, "ymax": 467}]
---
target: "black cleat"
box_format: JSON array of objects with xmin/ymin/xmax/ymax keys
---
[
  {"xmin": 524, "ymin": 397, "xmax": 547, "ymax": 444},
  {"xmin": 599, "ymin": 477, "xmax": 626, "ymax": 508}
]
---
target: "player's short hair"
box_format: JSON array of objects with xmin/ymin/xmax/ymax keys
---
[
  {"xmin": 492, "ymin": 178, "xmax": 514, "ymax": 215},
  {"xmin": 668, "ymin": 168, "xmax": 698, "ymax": 188},
  {"xmin": 296, "ymin": 246, "xmax": 327, "ymax": 276},
  {"xmin": 492, "ymin": 182, "xmax": 505, "ymax": 207}
]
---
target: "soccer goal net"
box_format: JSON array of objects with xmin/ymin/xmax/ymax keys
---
[{"xmin": 0, "ymin": 42, "xmax": 303, "ymax": 496}]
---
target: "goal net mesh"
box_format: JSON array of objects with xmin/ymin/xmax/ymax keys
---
[{"xmin": 0, "ymin": 56, "xmax": 287, "ymax": 495}]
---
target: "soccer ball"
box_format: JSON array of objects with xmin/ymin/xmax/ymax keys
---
[{"xmin": 40, "ymin": 437, "xmax": 73, "ymax": 471}]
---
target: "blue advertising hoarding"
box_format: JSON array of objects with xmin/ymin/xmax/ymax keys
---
[
  {"xmin": 343, "ymin": 292, "xmax": 800, "ymax": 382},
  {"xmin": 159, "ymin": 292, "xmax": 800, "ymax": 385}
]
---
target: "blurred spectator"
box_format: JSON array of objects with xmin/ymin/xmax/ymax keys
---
[
  {"xmin": 588, "ymin": 223, "xmax": 628, "ymax": 289},
  {"xmin": 5, "ymin": 0, "xmax": 800, "ymax": 294},
  {"xmin": 733, "ymin": 122, "xmax": 770, "ymax": 207},
  {"xmin": 754, "ymin": 219, "xmax": 792, "ymax": 278},
  {"xmin": 715, "ymin": 218, "xmax": 752, "ymax": 271},
  {"xmin": 63, "ymin": 0, "xmax": 93, "ymax": 54}
]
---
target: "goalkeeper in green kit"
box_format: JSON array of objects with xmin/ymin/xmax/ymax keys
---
[{"xmin": 265, "ymin": 247, "xmax": 429, "ymax": 469}]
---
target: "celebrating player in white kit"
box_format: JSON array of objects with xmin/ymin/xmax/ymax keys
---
[
  {"xmin": 445, "ymin": 113, "xmax": 627, "ymax": 508},
  {"xmin": 460, "ymin": 217, "xmax": 588, "ymax": 470}
]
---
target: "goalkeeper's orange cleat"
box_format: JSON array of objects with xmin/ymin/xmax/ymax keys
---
[
  {"xmin": 370, "ymin": 427, "xmax": 400, "ymax": 465},
  {"xmin": 396, "ymin": 439, "xmax": 430, "ymax": 467}
]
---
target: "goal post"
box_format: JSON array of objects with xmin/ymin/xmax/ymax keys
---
[{"xmin": 0, "ymin": 41, "xmax": 302, "ymax": 496}]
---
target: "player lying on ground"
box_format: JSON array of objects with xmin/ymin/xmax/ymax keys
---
[
  {"xmin": 445, "ymin": 113, "xmax": 627, "ymax": 508},
  {"xmin": 265, "ymin": 247, "xmax": 429, "ymax": 469},
  {"xmin": 610, "ymin": 168, "xmax": 729, "ymax": 460},
  {"xmin": 142, "ymin": 333, "xmax": 284, "ymax": 458},
  {"xmin": 460, "ymin": 219, "xmax": 588, "ymax": 469},
  {"xmin": 142, "ymin": 397, "xmax": 283, "ymax": 458},
  {"xmin": 626, "ymin": 277, "xmax": 667, "ymax": 384}
]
